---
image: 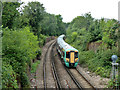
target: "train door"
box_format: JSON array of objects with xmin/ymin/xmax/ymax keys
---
[{"xmin": 70, "ymin": 51, "xmax": 75, "ymax": 63}]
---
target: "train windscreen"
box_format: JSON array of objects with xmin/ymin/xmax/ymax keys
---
[
  {"xmin": 75, "ymin": 52, "xmax": 78, "ymax": 58},
  {"xmin": 66, "ymin": 52, "xmax": 70, "ymax": 58}
]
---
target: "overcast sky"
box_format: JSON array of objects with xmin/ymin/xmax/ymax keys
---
[{"xmin": 21, "ymin": 0, "xmax": 120, "ymax": 22}]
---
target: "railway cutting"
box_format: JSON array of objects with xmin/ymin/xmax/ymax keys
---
[{"xmin": 36, "ymin": 35, "xmax": 97, "ymax": 89}]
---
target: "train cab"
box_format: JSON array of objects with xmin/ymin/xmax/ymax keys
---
[
  {"xmin": 65, "ymin": 50, "xmax": 79, "ymax": 67},
  {"xmin": 57, "ymin": 34, "xmax": 79, "ymax": 67}
]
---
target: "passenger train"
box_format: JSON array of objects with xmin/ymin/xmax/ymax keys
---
[{"xmin": 56, "ymin": 35, "xmax": 79, "ymax": 67}]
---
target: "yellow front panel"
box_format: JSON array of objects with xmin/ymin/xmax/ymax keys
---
[{"xmin": 70, "ymin": 52, "xmax": 74, "ymax": 63}]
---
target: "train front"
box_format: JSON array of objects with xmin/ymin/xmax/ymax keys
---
[{"xmin": 64, "ymin": 49, "xmax": 79, "ymax": 67}]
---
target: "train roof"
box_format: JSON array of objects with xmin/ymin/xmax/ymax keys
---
[{"xmin": 57, "ymin": 35, "xmax": 78, "ymax": 51}]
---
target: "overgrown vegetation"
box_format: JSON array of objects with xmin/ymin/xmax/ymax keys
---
[
  {"xmin": 31, "ymin": 61, "xmax": 40, "ymax": 73},
  {"xmin": 1, "ymin": 1, "xmax": 120, "ymax": 88},
  {"xmin": 2, "ymin": 27, "xmax": 39, "ymax": 88},
  {"xmin": 66, "ymin": 13, "xmax": 119, "ymax": 79},
  {"xmin": 107, "ymin": 75, "xmax": 119, "ymax": 88},
  {"xmin": 1, "ymin": 1, "xmax": 66, "ymax": 88}
]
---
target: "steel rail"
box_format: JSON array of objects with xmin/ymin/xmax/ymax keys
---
[
  {"xmin": 76, "ymin": 68, "xmax": 96, "ymax": 89},
  {"xmin": 57, "ymin": 49, "xmax": 82, "ymax": 90},
  {"xmin": 43, "ymin": 40, "xmax": 55, "ymax": 90},
  {"xmin": 51, "ymin": 42, "xmax": 62, "ymax": 90},
  {"xmin": 64, "ymin": 67, "xmax": 83, "ymax": 90}
]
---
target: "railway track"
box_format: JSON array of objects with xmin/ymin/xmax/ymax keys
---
[
  {"xmin": 51, "ymin": 43, "xmax": 62, "ymax": 90},
  {"xmin": 57, "ymin": 53, "xmax": 96, "ymax": 89},
  {"xmin": 42, "ymin": 40, "xmax": 96, "ymax": 90},
  {"xmin": 64, "ymin": 67, "xmax": 82, "ymax": 89},
  {"xmin": 76, "ymin": 67, "xmax": 95, "ymax": 89},
  {"xmin": 64, "ymin": 67, "xmax": 96, "ymax": 89},
  {"xmin": 43, "ymin": 40, "xmax": 62, "ymax": 90},
  {"xmin": 43, "ymin": 40, "xmax": 55, "ymax": 89},
  {"xmin": 67, "ymin": 67, "xmax": 96, "ymax": 89}
]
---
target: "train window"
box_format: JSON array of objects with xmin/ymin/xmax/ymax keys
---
[
  {"xmin": 75, "ymin": 52, "xmax": 78, "ymax": 58},
  {"xmin": 66, "ymin": 52, "xmax": 70, "ymax": 58}
]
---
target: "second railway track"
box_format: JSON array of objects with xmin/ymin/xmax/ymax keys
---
[
  {"xmin": 43, "ymin": 40, "xmax": 62, "ymax": 89},
  {"xmin": 43, "ymin": 40, "xmax": 56, "ymax": 89},
  {"xmin": 40, "ymin": 39, "xmax": 96, "ymax": 90},
  {"xmin": 51, "ymin": 43, "xmax": 62, "ymax": 89}
]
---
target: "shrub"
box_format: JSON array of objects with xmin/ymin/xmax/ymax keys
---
[
  {"xmin": 31, "ymin": 61, "xmax": 40, "ymax": 73},
  {"xmin": 2, "ymin": 27, "xmax": 39, "ymax": 87},
  {"xmin": 38, "ymin": 34, "xmax": 47, "ymax": 47},
  {"xmin": 79, "ymin": 50, "xmax": 95, "ymax": 64},
  {"xmin": 2, "ymin": 60, "xmax": 18, "ymax": 88},
  {"xmin": 87, "ymin": 47, "xmax": 118, "ymax": 77}
]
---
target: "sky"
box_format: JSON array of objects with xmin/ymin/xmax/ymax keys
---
[{"xmin": 21, "ymin": 0, "xmax": 120, "ymax": 22}]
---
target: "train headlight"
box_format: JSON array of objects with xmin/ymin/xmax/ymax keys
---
[
  {"xmin": 66, "ymin": 58, "xmax": 69, "ymax": 62},
  {"xmin": 75, "ymin": 58, "xmax": 78, "ymax": 62}
]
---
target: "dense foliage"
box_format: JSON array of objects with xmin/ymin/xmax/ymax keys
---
[
  {"xmin": 12, "ymin": 1, "xmax": 66, "ymax": 36},
  {"xmin": 1, "ymin": 1, "xmax": 120, "ymax": 88},
  {"xmin": 2, "ymin": 2, "xmax": 21, "ymax": 28},
  {"xmin": 2, "ymin": 27, "xmax": 39, "ymax": 88},
  {"xmin": 2, "ymin": 1, "xmax": 66, "ymax": 88},
  {"xmin": 66, "ymin": 13, "xmax": 119, "ymax": 78}
]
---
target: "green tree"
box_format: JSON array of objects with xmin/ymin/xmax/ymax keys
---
[
  {"xmin": 101, "ymin": 19, "xmax": 118, "ymax": 48},
  {"xmin": 2, "ymin": 2, "xmax": 21, "ymax": 28},
  {"xmin": 23, "ymin": 1, "xmax": 45, "ymax": 35},
  {"xmin": 40, "ymin": 13, "xmax": 58, "ymax": 36},
  {"xmin": 56, "ymin": 14, "xmax": 66, "ymax": 35},
  {"xmin": 12, "ymin": 15, "xmax": 29, "ymax": 29}
]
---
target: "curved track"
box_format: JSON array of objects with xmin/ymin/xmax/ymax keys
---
[
  {"xmin": 51, "ymin": 43, "xmax": 62, "ymax": 90},
  {"xmin": 43, "ymin": 40, "xmax": 62, "ymax": 90},
  {"xmin": 43, "ymin": 41, "xmax": 54, "ymax": 89},
  {"xmin": 37, "ymin": 40, "xmax": 96, "ymax": 89}
]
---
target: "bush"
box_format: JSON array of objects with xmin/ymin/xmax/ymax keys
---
[
  {"xmin": 79, "ymin": 50, "xmax": 95, "ymax": 64},
  {"xmin": 107, "ymin": 75, "xmax": 119, "ymax": 88},
  {"xmin": 31, "ymin": 61, "xmax": 40, "ymax": 73},
  {"xmin": 2, "ymin": 27, "xmax": 39, "ymax": 87},
  {"xmin": 95, "ymin": 67, "xmax": 111, "ymax": 77},
  {"xmin": 2, "ymin": 60, "xmax": 18, "ymax": 88},
  {"xmin": 38, "ymin": 34, "xmax": 47, "ymax": 47},
  {"xmin": 87, "ymin": 47, "xmax": 118, "ymax": 77}
]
